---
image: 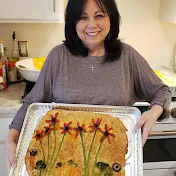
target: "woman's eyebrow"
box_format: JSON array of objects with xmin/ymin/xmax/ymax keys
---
[
  {"xmin": 81, "ymin": 12, "xmax": 87, "ymax": 16},
  {"xmin": 82, "ymin": 10, "xmax": 104, "ymax": 15},
  {"xmin": 95, "ymin": 10, "xmax": 104, "ymax": 14}
]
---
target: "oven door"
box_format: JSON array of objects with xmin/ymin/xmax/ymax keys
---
[
  {"xmin": 144, "ymin": 169, "xmax": 176, "ymax": 176},
  {"xmin": 143, "ymin": 132, "xmax": 176, "ymax": 176}
]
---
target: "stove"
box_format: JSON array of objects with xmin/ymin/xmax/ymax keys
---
[{"xmin": 133, "ymin": 101, "xmax": 176, "ymax": 176}]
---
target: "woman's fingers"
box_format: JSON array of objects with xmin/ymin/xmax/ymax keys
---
[
  {"xmin": 135, "ymin": 113, "xmax": 147, "ymax": 129},
  {"xmin": 6, "ymin": 152, "xmax": 11, "ymax": 173},
  {"xmin": 136, "ymin": 106, "xmax": 163, "ymax": 146},
  {"xmin": 141, "ymin": 122, "xmax": 150, "ymax": 146},
  {"xmin": 136, "ymin": 111, "xmax": 158, "ymax": 146},
  {"xmin": 6, "ymin": 140, "xmax": 17, "ymax": 169},
  {"xmin": 135, "ymin": 113, "xmax": 148, "ymax": 146},
  {"xmin": 5, "ymin": 129, "xmax": 20, "ymax": 173},
  {"xmin": 135, "ymin": 111, "xmax": 155, "ymax": 146}
]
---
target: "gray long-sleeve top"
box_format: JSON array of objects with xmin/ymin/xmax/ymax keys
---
[{"xmin": 9, "ymin": 43, "xmax": 171, "ymax": 132}]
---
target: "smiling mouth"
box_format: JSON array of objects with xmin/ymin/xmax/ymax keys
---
[{"xmin": 86, "ymin": 31, "xmax": 100, "ymax": 36}]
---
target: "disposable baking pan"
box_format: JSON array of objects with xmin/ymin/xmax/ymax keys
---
[{"xmin": 10, "ymin": 103, "xmax": 143, "ymax": 176}]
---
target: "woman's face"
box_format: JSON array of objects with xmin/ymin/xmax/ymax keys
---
[{"xmin": 76, "ymin": 0, "xmax": 110, "ymax": 50}]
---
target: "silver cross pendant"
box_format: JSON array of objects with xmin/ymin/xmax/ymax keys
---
[{"xmin": 90, "ymin": 65, "xmax": 94, "ymax": 71}]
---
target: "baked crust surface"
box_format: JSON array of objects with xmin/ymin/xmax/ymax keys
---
[{"xmin": 25, "ymin": 109, "xmax": 128, "ymax": 176}]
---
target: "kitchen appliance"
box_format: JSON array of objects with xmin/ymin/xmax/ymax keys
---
[{"xmin": 133, "ymin": 100, "xmax": 176, "ymax": 176}]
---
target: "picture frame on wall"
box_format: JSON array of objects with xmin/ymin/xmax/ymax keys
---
[{"xmin": 18, "ymin": 41, "xmax": 28, "ymax": 57}]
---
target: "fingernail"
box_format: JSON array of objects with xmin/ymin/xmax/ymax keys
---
[
  {"xmin": 12, "ymin": 164, "xmax": 16, "ymax": 169},
  {"xmin": 12, "ymin": 161, "xmax": 17, "ymax": 169}
]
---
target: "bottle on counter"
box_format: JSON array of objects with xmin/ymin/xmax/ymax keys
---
[
  {"xmin": 0, "ymin": 38, "xmax": 8, "ymax": 91},
  {"xmin": 11, "ymin": 31, "xmax": 21, "ymax": 81},
  {"xmin": 11, "ymin": 31, "xmax": 19, "ymax": 63},
  {"xmin": 8, "ymin": 62, "xmax": 17, "ymax": 83},
  {"xmin": 4, "ymin": 46, "xmax": 17, "ymax": 83},
  {"xmin": 4, "ymin": 47, "xmax": 9, "ymax": 85},
  {"xmin": 4, "ymin": 47, "xmax": 10, "ymax": 60}
]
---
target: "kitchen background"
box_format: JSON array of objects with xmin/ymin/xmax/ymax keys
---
[
  {"xmin": 1, "ymin": 0, "xmax": 176, "ymax": 66},
  {"xmin": 1, "ymin": 0, "xmax": 176, "ymax": 176}
]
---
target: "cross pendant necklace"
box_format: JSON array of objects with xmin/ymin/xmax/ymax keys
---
[{"xmin": 90, "ymin": 65, "xmax": 94, "ymax": 71}]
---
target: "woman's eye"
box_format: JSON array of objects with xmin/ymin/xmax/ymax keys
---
[
  {"xmin": 96, "ymin": 15, "xmax": 104, "ymax": 19},
  {"xmin": 80, "ymin": 16, "xmax": 87, "ymax": 20}
]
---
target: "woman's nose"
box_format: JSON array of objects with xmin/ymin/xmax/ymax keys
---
[{"xmin": 87, "ymin": 18, "xmax": 97, "ymax": 28}]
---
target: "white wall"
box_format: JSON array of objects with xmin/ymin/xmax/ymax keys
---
[
  {"xmin": 117, "ymin": 0, "xmax": 176, "ymax": 66},
  {"xmin": 0, "ymin": 23, "xmax": 65, "ymax": 58},
  {"xmin": 0, "ymin": 0, "xmax": 176, "ymax": 66}
]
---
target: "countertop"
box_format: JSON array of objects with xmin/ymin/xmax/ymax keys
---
[{"xmin": 0, "ymin": 82, "xmax": 25, "ymax": 114}]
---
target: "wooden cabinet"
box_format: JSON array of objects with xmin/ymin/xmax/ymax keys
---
[
  {"xmin": 0, "ymin": 0, "xmax": 64, "ymax": 23},
  {"xmin": 0, "ymin": 117, "xmax": 13, "ymax": 141}
]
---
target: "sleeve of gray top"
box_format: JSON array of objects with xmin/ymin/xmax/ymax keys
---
[
  {"xmin": 130, "ymin": 46, "xmax": 171, "ymax": 120},
  {"xmin": 9, "ymin": 48, "xmax": 55, "ymax": 132}
]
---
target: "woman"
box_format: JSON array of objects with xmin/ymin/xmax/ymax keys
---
[{"xmin": 6, "ymin": 0, "xmax": 171, "ymax": 171}]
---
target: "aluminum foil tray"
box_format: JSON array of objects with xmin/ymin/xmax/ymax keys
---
[{"xmin": 10, "ymin": 103, "xmax": 143, "ymax": 176}]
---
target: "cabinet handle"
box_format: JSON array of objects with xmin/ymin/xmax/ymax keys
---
[
  {"xmin": 53, "ymin": 0, "xmax": 56, "ymax": 12},
  {"xmin": 149, "ymin": 131, "xmax": 176, "ymax": 136}
]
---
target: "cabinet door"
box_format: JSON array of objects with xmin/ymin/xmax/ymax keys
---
[
  {"xmin": 144, "ymin": 169, "xmax": 176, "ymax": 176},
  {"xmin": 0, "ymin": 143, "xmax": 8, "ymax": 176},
  {"xmin": 0, "ymin": 0, "xmax": 64, "ymax": 22},
  {"xmin": 0, "ymin": 118, "xmax": 13, "ymax": 141}
]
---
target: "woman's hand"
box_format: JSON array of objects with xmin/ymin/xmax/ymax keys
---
[
  {"xmin": 5, "ymin": 129, "xmax": 20, "ymax": 173},
  {"xmin": 136, "ymin": 104, "xmax": 163, "ymax": 147}
]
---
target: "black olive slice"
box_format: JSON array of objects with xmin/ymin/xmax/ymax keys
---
[
  {"xmin": 35, "ymin": 160, "xmax": 46, "ymax": 169},
  {"xmin": 30, "ymin": 149, "xmax": 37, "ymax": 156},
  {"xmin": 96, "ymin": 162, "xmax": 109, "ymax": 171},
  {"xmin": 68, "ymin": 159, "xmax": 78, "ymax": 167},
  {"xmin": 68, "ymin": 159, "xmax": 74, "ymax": 165},
  {"xmin": 56, "ymin": 162, "xmax": 62, "ymax": 168},
  {"xmin": 112, "ymin": 163, "xmax": 121, "ymax": 172}
]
